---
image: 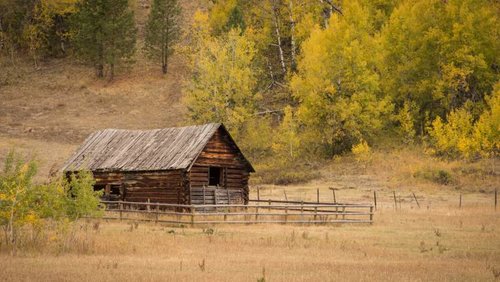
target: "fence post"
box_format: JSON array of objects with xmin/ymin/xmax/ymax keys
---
[
  {"xmin": 285, "ymin": 205, "xmax": 288, "ymax": 224},
  {"xmin": 283, "ymin": 190, "xmax": 288, "ymax": 201},
  {"xmin": 329, "ymin": 188, "xmax": 337, "ymax": 203},
  {"xmin": 257, "ymin": 186, "xmax": 260, "ymax": 201},
  {"xmin": 373, "ymin": 191, "xmax": 377, "ymax": 210},
  {"xmin": 412, "ymin": 192, "xmax": 420, "ymax": 208},
  {"xmin": 155, "ymin": 203, "xmax": 159, "ymax": 224},
  {"xmin": 459, "ymin": 193, "xmax": 462, "ymax": 209},
  {"xmin": 314, "ymin": 206, "xmax": 318, "ymax": 222},
  {"xmin": 119, "ymin": 201, "xmax": 123, "ymax": 221},
  {"xmin": 317, "ymin": 189, "xmax": 320, "ymax": 203},
  {"xmin": 147, "ymin": 198, "xmax": 150, "ymax": 212},
  {"xmin": 191, "ymin": 206, "xmax": 195, "ymax": 226},
  {"xmin": 369, "ymin": 206, "xmax": 373, "ymax": 224},
  {"xmin": 393, "ymin": 191, "xmax": 397, "ymax": 211},
  {"xmin": 214, "ymin": 189, "xmax": 218, "ymax": 208},
  {"xmin": 495, "ymin": 188, "xmax": 498, "ymax": 211},
  {"xmin": 202, "ymin": 185, "xmax": 206, "ymax": 205},
  {"xmin": 301, "ymin": 201, "xmax": 304, "ymax": 222},
  {"xmin": 255, "ymin": 205, "xmax": 259, "ymax": 222}
]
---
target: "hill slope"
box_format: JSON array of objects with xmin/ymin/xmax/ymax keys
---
[{"xmin": 0, "ymin": 0, "xmax": 205, "ymax": 177}]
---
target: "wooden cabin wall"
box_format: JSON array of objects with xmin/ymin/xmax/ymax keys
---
[
  {"xmin": 189, "ymin": 127, "xmax": 250, "ymax": 204},
  {"xmin": 122, "ymin": 171, "xmax": 185, "ymax": 204},
  {"xmin": 194, "ymin": 128, "xmax": 249, "ymax": 169},
  {"xmin": 92, "ymin": 170, "xmax": 187, "ymax": 204}
]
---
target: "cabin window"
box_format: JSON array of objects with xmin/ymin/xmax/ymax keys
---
[
  {"xmin": 208, "ymin": 167, "xmax": 221, "ymax": 186},
  {"xmin": 110, "ymin": 185, "xmax": 121, "ymax": 196},
  {"xmin": 93, "ymin": 184, "xmax": 122, "ymax": 200},
  {"xmin": 93, "ymin": 184, "xmax": 105, "ymax": 192}
]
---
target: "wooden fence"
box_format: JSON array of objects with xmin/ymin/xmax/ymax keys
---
[{"xmin": 99, "ymin": 199, "xmax": 374, "ymax": 225}]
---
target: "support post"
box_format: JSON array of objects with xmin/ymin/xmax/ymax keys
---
[
  {"xmin": 301, "ymin": 201, "xmax": 304, "ymax": 221},
  {"xmin": 393, "ymin": 191, "xmax": 397, "ymax": 211},
  {"xmin": 412, "ymin": 192, "xmax": 420, "ymax": 208},
  {"xmin": 329, "ymin": 187, "xmax": 337, "ymax": 203},
  {"xmin": 214, "ymin": 188, "xmax": 218, "ymax": 207},
  {"xmin": 459, "ymin": 193, "xmax": 462, "ymax": 209},
  {"xmin": 203, "ymin": 185, "xmax": 206, "ymax": 205},
  {"xmin": 369, "ymin": 206, "xmax": 373, "ymax": 224},
  {"xmin": 317, "ymin": 189, "xmax": 320, "ymax": 203},
  {"xmin": 257, "ymin": 186, "xmax": 260, "ymax": 201},
  {"xmin": 495, "ymin": 188, "xmax": 498, "ymax": 211},
  {"xmin": 191, "ymin": 207, "xmax": 195, "ymax": 226},
  {"xmin": 119, "ymin": 202, "xmax": 123, "ymax": 221},
  {"xmin": 155, "ymin": 203, "xmax": 159, "ymax": 224},
  {"xmin": 373, "ymin": 191, "xmax": 377, "ymax": 210},
  {"xmin": 314, "ymin": 206, "xmax": 318, "ymax": 222},
  {"xmin": 255, "ymin": 205, "xmax": 259, "ymax": 222},
  {"xmin": 283, "ymin": 190, "xmax": 288, "ymax": 201},
  {"xmin": 285, "ymin": 205, "xmax": 288, "ymax": 224}
]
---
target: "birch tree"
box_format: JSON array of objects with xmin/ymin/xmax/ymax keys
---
[
  {"xmin": 184, "ymin": 28, "xmax": 260, "ymax": 138},
  {"xmin": 291, "ymin": 0, "xmax": 392, "ymax": 156}
]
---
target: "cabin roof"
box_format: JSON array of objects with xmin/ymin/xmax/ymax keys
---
[{"xmin": 62, "ymin": 123, "xmax": 254, "ymax": 172}]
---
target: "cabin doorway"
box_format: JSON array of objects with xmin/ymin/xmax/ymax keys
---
[{"xmin": 208, "ymin": 167, "xmax": 221, "ymax": 186}]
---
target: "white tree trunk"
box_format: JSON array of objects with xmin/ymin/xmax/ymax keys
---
[
  {"xmin": 271, "ymin": 0, "xmax": 287, "ymax": 74},
  {"xmin": 288, "ymin": 0, "xmax": 296, "ymax": 70}
]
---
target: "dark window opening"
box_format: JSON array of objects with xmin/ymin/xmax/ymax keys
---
[
  {"xmin": 93, "ymin": 184, "xmax": 122, "ymax": 201},
  {"xmin": 108, "ymin": 184, "xmax": 122, "ymax": 201},
  {"xmin": 209, "ymin": 167, "xmax": 221, "ymax": 186},
  {"xmin": 93, "ymin": 184, "xmax": 105, "ymax": 192},
  {"xmin": 110, "ymin": 185, "xmax": 121, "ymax": 196}
]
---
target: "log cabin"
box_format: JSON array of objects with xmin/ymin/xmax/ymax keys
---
[{"xmin": 62, "ymin": 123, "xmax": 254, "ymax": 206}]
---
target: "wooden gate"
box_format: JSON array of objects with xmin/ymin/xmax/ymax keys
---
[{"xmin": 190, "ymin": 186, "xmax": 243, "ymax": 205}]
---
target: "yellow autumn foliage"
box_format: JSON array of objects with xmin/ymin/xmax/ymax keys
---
[
  {"xmin": 428, "ymin": 82, "xmax": 500, "ymax": 159},
  {"xmin": 352, "ymin": 139, "xmax": 372, "ymax": 163}
]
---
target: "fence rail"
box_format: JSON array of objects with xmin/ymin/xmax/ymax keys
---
[{"xmin": 99, "ymin": 199, "xmax": 374, "ymax": 225}]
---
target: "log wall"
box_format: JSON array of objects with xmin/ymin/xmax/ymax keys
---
[
  {"xmin": 93, "ymin": 170, "xmax": 186, "ymax": 204},
  {"xmin": 189, "ymin": 128, "xmax": 250, "ymax": 204}
]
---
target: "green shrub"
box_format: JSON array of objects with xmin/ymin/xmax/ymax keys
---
[
  {"xmin": 0, "ymin": 151, "xmax": 102, "ymax": 247},
  {"xmin": 414, "ymin": 168, "xmax": 454, "ymax": 185}
]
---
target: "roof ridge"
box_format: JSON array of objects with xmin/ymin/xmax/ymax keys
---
[{"xmin": 93, "ymin": 123, "xmax": 222, "ymax": 133}]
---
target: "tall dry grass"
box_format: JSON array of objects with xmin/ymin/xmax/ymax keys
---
[{"xmin": 1, "ymin": 186, "xmax": 499, "ymax": 281}]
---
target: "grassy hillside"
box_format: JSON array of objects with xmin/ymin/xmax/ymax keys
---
[
  {"xmin": 0, "ymin": 56, "xmax": 187, "ymax": 177},
  {"xmin": 0, "ymin": 0, "xmax": 206, "ymax": 178}
]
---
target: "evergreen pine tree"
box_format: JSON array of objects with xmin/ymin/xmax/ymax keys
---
[
  {"xmin": 71, "ymin": 0, "xmax": 136, "ymax": 79},
  {"xmin": 144, "ymin": 0, "xmax": 181, "ymax": 74}
]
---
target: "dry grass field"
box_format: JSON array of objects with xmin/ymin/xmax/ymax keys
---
[{"xmin": 0, "ymin": 184, "xmax": 499, "ymax": 282}]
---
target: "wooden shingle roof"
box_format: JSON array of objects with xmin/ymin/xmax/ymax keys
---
[{"xmin": 62, "ymin": 123, "xmax": 244, "ymax": 172}]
